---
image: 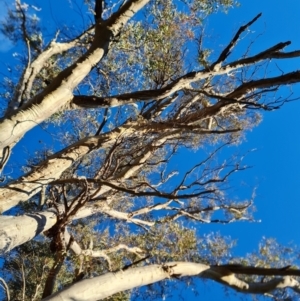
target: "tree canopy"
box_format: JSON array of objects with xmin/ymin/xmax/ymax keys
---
[{"xmin": 0, "ymin": 0, "xmax": 300, "ymax": 300}]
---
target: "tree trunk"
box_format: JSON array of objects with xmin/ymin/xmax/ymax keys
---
[
  {"xmin": 0, "ymin": 0, "xmax": 150, "ymax": 152},
  {"xmin": 42, "ymin": 263, "xmax": 209, "ymax": 301},
  {"xmin": 0, "ymin": 211, "xmax": 57, "ymax": 254},
  {"xmin": 41, "ymin": 262, "xmax": 300, "ymax": 301}
]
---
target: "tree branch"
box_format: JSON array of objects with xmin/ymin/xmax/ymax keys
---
[
  {"xmin": 41, "ymin": 262, "xmax": 300, "ymax": 301},
  {"xmin": 94, "ymin": 0, "xmax": 103, "ymax": 22},
  {"xmin": 68, "ymin": 49, "xmax": 300, "ymax": 111},
  {"xmin": 0, "ymin": 0, "xmax": 150, "ymax": 152},
  {"xmin": 229, "ymin": 71, "xmax": 300, "ymax": 99},
  {"xmin": 0, "ymin": 277, "xmax": 10, "ymax": 301},
  {"xmin": 211, "ymin": 13, "xmax": 262, "ymax": 70}
]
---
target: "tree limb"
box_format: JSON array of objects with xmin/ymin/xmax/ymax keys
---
[
  {"xmin": 41, "ymin": 262, "xmax": 300, "ymax": 301},
  {"xmin": 211, "ymin": 13, "xmax": 262, "ymax": 70},
  {"xmin": 0, "ymin": 277, "xmax": 10, "ymax": 301}
]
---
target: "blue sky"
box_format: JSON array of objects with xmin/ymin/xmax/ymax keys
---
[
  {"xmin": 0, "ymin": 0, "xmax": 300, "ymax": 300},
  {"xmin": 189, "ymin": 0, "xmax": 300, "ymax": 299},
  {"xmin": 0, "ymin": 1, "xmax": 13, "ymax": 52},
  {"xmin": 205, "ymin": 0, "xmax": 300, "ymax": 256}
]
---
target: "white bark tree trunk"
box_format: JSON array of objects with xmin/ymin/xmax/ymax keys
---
[
  {"xmin": 0, "ymin": 211, "xmax": 57, "ymax": 253},
  {"xmin": 0, "ymin": 198, "xmax": 153, "ymax": 254},
  {"xmin": 42, "ymin": 262, "xmax": 209, "ymax": 301},
  {"xmin": 0, "ymin": 0, "xmax": 150, "ymax": 152},
  {"xmin": 41, "ymin": 262, "xmax": 300, "ymax": 301},
  {"xmin": 0, "ymin": 134, "xmax": 172, "ymax": 254}
]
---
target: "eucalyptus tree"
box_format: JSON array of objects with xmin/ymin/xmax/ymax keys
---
[{"xmin": 1, "ymin": 0, "xmax": 300, "ymax": 300}]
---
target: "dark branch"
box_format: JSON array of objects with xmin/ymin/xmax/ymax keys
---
[
  {"xmin": 94, "ymin": 0, "xmax": 103, "ymax": 22},
  {"xmin": 50, "ymin": 177, "xmax": 216, "ymax": 200},
  {"xmin": 212, "ymin": 13, "xmax": 262, "ymax": 68},
  {"xmin": 214, "ymin": 264, "xmax": 300, "ymax": 277},
  {"xmin": 229, "ymin": 71, "xmax": 300, "ymax": 99}
]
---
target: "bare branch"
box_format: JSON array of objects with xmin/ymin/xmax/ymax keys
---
[
  {"xmin": 211, "ymin": 13, "xmax": 262, "ymax": 69},
  {"xmin": 0, "ymin": 277, "xmax": 10, "ymax": 301},
  {"xmin": 37, "ymin": 262, "xmax": 300, "ymax": 301},
  {"xmin": 50, "ymin": 177, "xmax": 217, "ymax": 200},
  {"xmin": 0, "ymin": 146, "xmax": 11, "ymax": 177},
  {"xmin": 94, "ymin": 0, "xmax": 103, "ymax": 22},
  {"xmin": 0, "ymin": 0, "xmax": 151, "ymax": 152},
  {"xmin": 229, "ymin": 71, "xmax": 300, "ymax": 99},
  {"xmin": 6, "ymin": 25, "xmax": 95, "ymax": 112},
  {"xmin": 68, "ymin": 50, "xmax": 300, "ymax": 111}
]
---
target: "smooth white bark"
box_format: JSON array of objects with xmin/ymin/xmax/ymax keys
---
[
  {"xmin": 0, "ymin": 200, "xmax": 153, "ymax": 254},
  {"xmin": 0, "ymin": 211, "xmax": 57, "ymax": 254},
  {"xmin": 0, "ymin": 0, "xmax": 150, "ymax": 152},
  {"xmin": 42, "ymin": 262, "xmax": 300, "ymax": 301},
  {"xmin": 42, "ymin": 262, "xmax": 209, "ymax": 301},
  {"xmin": 0, "ymin": 124, "xmax": 138, "ymax": 213}
]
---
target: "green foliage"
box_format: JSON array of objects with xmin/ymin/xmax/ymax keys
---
[
  {"xmin": 2, "ymin": 240, "xmax": 54, "ymax": 301},
  {"xmin": 1, "ymin": 2, "xmax": 42, "ymax": 50}
]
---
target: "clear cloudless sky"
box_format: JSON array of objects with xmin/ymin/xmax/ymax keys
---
[
  {"xmin": 188, "ymin": 0, "xmax": 300, "ymax": 299},
  {"xmin": 0, "ymin": 0, "xmax": 300, "ymax": 300},
  {"xmin": 205, "ymin": 0, "xmax": 300, "ymax": 262}
]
